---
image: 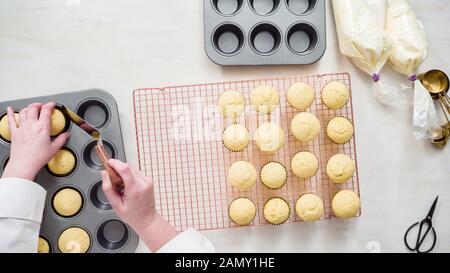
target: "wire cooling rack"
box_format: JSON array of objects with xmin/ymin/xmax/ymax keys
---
[{"xmin": 133, "ymin": 73, "xmax": 360, "ymax": 231}]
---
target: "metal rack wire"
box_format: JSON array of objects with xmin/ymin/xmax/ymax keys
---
[{"xmin": 133, "ymin": 73, "xmax": 360, "ymax": 231}]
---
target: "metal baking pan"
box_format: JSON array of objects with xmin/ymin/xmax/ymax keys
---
[
  {"xmin": 204, "ymin": 0, "xmax": 326, "ymax": 65},
  {"xmin": 0, "ymin": 89, "xmax": 139, "ymax": 253}
]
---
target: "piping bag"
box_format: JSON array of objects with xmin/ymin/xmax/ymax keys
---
[
  {"xmin": 332, "ymin": 0, "xmax": 402, "ymax": 105},
  {"xmin": 386, "ymin": 0, "xmax": 440, "ymax": 140}
]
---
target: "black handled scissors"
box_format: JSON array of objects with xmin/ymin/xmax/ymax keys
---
[{"xmin": 404, "ymin": 196, "xmax": 439, "ymax": 253}]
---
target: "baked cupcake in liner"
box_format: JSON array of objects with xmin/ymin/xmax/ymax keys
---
[
  {"xmin": 51, "ymin": 106, "xmax": 70, "ymax": 137},
  {"xmin": 286, "ymin": 82, "xmax": 315, "ymax": 112},
  {"xmin": 295, "ymin": 193, "xmax": 325, "ymax": 222},
  {"xmin": 259, "ymin": 161, "xmax": 288, "ymax": 190},
  {"xmin": 0, "ymin": 111, "xmax": 19, "ymax": 143},
  {"xmin": 217, "ymin": 90, "xmax": 246, "ymax": 120},
  {"xmin": 326, "ymin": 116, "xmax": 354, "ymax": 145},
  {"xmin": 290, "ymin": 150, "xmax": 320, "ymax": 180},
  {"xmin": 51, "ymin": 187, "xmax": 84, "ymax": 218},
  {"xmin": 46, "ymin": 147, "xmax": 78, "ymax": 177},
  {"xmin": 221, "ymin": 123, "xmax": 250, "ymax": 152},
  {"xmin": 320, "ymin": 81, "xmax": 350, "ymax": 110},
  {"xmin": 262, "ymin": 197, "xmax": 291, "ymax": 225},
  {"xmin": 228, "ymin": 197, "xmax": 257, "ymax": 226}
]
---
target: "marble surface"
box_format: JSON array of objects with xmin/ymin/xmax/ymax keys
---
[{"xmin": 0, "ymin": 0, "xmax": 449, "ymax": 253}]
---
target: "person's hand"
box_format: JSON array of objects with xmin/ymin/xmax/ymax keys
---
[
  {"xmin": 2, "ymin": 102, "xmax": 70, "ymax": 181},
  {"xmin": 101, "ymin": 159, "xmax": 179, "ymax": 251}
]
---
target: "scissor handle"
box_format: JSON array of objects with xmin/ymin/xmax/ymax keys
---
[{"xmin": 404, "ymin": 219, "xmax": 437, "ymax": 253}]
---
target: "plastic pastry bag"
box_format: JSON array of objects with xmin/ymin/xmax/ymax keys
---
[
  {"xmin": 386, "ymin": 0, "xmax": 439, "ymax": 139},
  {"xmin": 332, "ymin": 0, "xmax": 402, "ymax": 105}
]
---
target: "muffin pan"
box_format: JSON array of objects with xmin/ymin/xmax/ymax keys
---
[
  {"xmin": 0, "ymin": 89, "xmax": 139, "ymax": 253},
  {"xmin": 204, "ymin": 0, "xmax": 326, "ymax": 65}
]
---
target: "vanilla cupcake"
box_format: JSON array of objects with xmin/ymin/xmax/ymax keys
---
[
  {"xmin": 260, "ymin": 162, "xmax": 287, "ymax": 190},
  {"xmin": 295, "ymin": 194, "xmax": 324, "ymax": 222},
  {"xmin": 263, "ymin": 197, "xmax": 290, "ymax": 225},
  {"xmin": 291, "ymin": 112, "xmax": 321, "ymax": 143},
  {"xmin": 255, "ymin": 123, "xmax": 284, "ymax": 153},
  {"xmin": 58, "ymin": 227, "xmax": 91, "ymax": 253},
  {"xmin": 322, "ymin": 81, "xmax": 349, "ymax": 109},
  {"xmin": 229, "ymin": 197, "xmax": 257, "ymax": 226},
  {"xmin": 0, "ymin": 112, "xmax": 19, "ymax": 142},
  {"xmin": 251, "ymin": 85, "xmax": 280, "ymax": 114},
  {"xmin": 38, "ymin": 237, "xmax": 51, "ymax": 253},
  {"xmin": 52, "ymin": 188, "xmax": 83, "ymax": 217},
  {"xmin": 227, "ymin": 161, "xmax": 257, "ymax": 190},
  {"xmin": 291, "ymin": 151, "xmax": 319, "ymax": 179},
  {"xmin": 287, "ymin": 82, "xmax": 315, "ymax": 111},
  {"xmin": 222, "ymin": 124, "xmax": 250, "ymax": 152},
  {"xmin": 332, "ymin": 190, "xmax": 361, "ymax": 219},
  {"xmin": 47, "ymin": 148, "xmax": 77, "ymax": 177},
  {"xmin": 50, "ymin": 108, "xmax": 68, "ymax": 136},
  {"xmin": 327, "ymin": 117, "xmax": 354, "ymax": 144},
  {"xmin": 326, "ymin": 154, "xmax": 356, "ymax": 184},
  {"xmin": 218, "ymin": 90, "xmax": 245, "ymax": 118}
]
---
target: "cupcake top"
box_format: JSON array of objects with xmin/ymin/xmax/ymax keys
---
[
  {"xmin": 47, "ymin": 148, "xmax": 76, "ymax": 176},
  {"xmin": 0, "ymin": 113, "xmax": 19, "ymax": 142},
  {"xmin": 229, "ymin": 198, "xmax": 256, "ymax": 226},
  {"xmin": 227, "ymin": 161, "xmax": 257, "ymax": 190},
  {"xmin": 218, "ymin": 90, "xmax": 245, "ymax": 118},
  {"xmin": 291, "ymin": 112, "xmax": 321, "ymax": 143},
  {"xmin": 295, "ymin": 194, "xmax": 324, "ymax": 222},
  {"xmin": 327, "ymin": 117, "xmax": 354, "ymax": 144},
  {"xmin": 322, "ymin": 81, "xmax": 349, "ymax": 109},
  {"xmin": 58, "ymin": 227, "xmax": 91, "ymax": 253},
  {"xmin": 332, "ymin": 190, "xmax": 360, "ymax": 219},
  {"xmin": 53, "ymin": 188, "xmax": 83, "ymax": 217},
  {"xmin": 260, "ymin": 162, "xmax": 287, "ymax": 189},
  {"xmin": 222, "ymin": 124, "xmax": 250, "ymax": 152},
  {"xmin": 287, "ymin": 82, "xmax": 315, "ymax": 111},
  {"xmin": 326, "ymin": 154, "xmax": 356, "ymax": 184},
  {"xmin": 251, "ymin": 85, "xmax": 280, "ymax": 114},
  {"xmin": 38, "ymin": 237, "xmax": 51, "ymax": 253},
  {"xmin": 263, "ymin": 198, "xmax": 290, "ymax": 225},
  {"xmin": 291, "ymin": 151, "xmax": 319, "ymax": 179},
  {"xmin": 255, "ymin": 123, "xmax": 284, "ymax": 153},
  {"xmin": 50, "ymin": 108, "xmax": 67, "ymax": 136}
]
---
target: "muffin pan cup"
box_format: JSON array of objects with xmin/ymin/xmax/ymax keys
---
[
  {"xmin": 0, "ymin": 89, "xmax": 138, "ymax": 253},
  {"xmin": 204, "ymin": 0, "xmax": 326, "ymax": 65}
]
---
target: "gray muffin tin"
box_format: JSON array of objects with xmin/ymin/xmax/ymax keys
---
[
  {"xmin": 0, "ymin": 89, "xmax": 139, "ymax": 253},
  {"xmin": 204, "ymin": 0, "xmax": 326, "ymax": 65}
]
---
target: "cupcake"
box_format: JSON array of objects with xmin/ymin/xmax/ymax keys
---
[
  {"xmin": 287, "ymin": 82, "xmax": 315, "ymax": 111},
  {"xmin": 327, "ymin": 117, "xmax": 354, "ymax": 144},
  {"xmin": 255, "ymin": 123, "xmax": 284, "ymax": 153},
  {"xmin": 0, "ymin": 112, "xmax": 19, "ymax": 142},
  {"xmin": 326, "ymin": 154, "xmax": 356, "ymax": 184},
  {"xmin": 47, "ymin": 148, "xmax": 77, "ymax": 177},
  {"xmin": 229, "ymin": 197, "xmax": 257, "ymax": 226},
  {"xmin": 321, "ymin": 81, "xmax": 349, "ymax": 109},
  {"xmin": 58, "ymin": 227, "xmax": 91, "ymax": 253},
  {"xmin": 291, "ymin": 151, "xmax": 319, "ymax": 179},
  {"xmin": 38, "ymin": 236, "xmax": 51, "ymax": 253},
  {"xmin": 260, "ymin": 162, "xmax": 287, "ymax": 190},
  {"xmin": 218, "ymin": 90, "xmax": 245, "ymax": 118},
  {"xmin": 332, "ymin": 190, "xmax": 361, "ymax": 219},
  {"xmin": 295, "ymin": 194, "xmax": 324, "ymax": 222},
  {"xmin": 227, "ymin": 161, "xmax": 257, "ymax": 190},
  {"xmin": 52, "ymin": 188, "xmax": 83, "ymax": 217},
  {"xmin": 251, "ymin": 85, "xmax": 280, "ymax": 114},
  {"xmin": 291, "ymin": 112, "xmax": 321, "ymax": 143},
  {"xmin": 263, "ymin": 197, "xmax": 290, "ymax": 225},
  {"xmin": 51, "ymin": 108, "xmax": 68, "ymax": 136},
  {"xmin": 222, "ymin": 124, "xmax": 250, "ymax": 152}
]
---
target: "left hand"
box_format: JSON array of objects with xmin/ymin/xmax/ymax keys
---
[{"xmin": 2, "ymin": 102, "xmax": 70, "ymax": 181}]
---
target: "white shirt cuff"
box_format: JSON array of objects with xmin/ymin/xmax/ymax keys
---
[
  {"xmin": 0, "ymin": 178, "xmax": 46, "ymax": 224},
  {"xmin": 157, "ymin": 228, "xmax": 215, "ymax": 253}
]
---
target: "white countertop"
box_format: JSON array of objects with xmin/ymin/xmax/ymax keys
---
[{"xmin": 0, "ymin": 0, "xmax": 449, "ymax": 253}]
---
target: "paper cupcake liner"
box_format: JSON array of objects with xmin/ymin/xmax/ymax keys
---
[
  {"xmin": 46, "ymin": 147, "xmax": 78, "ymax": 177},
  {"xmin": 221, "ymin": 123, "xmax": 250, "ymax": 152},
  {"xmin": 217, "ymin": 90, "xmax": 246, "ymax": 120},
  {"xmin": 51, "ymin": 186, "xmax": 84, "ymax": 218},
  {"xmin": 290, "ymin": 150, "xmax": 320, "ymax": 180},
  {"xmin": 287, "ymin": 99, "xmax": 314, "ymax": 112},
  {"xmin": 326, "ymin": 116, "xmax": 354, "ymax": 145},
  {"xmin": 259, "ymin": 161, "xmax": 287, "ymax": 190},
  {"xmin": 262, "ymin": 197, "xmax": 291, "ymax": 225},
  {"xmin": 228, "ymin": 197, "xmax": 257, "ymax": 226}
]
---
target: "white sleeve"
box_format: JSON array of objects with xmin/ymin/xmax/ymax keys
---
[
  {"xmin": 157, "ymin": 228, "xmax": 215, "ymax": 253},
  {"xmin": 0, "ymin": 178, "xmax": 46, "ymax": 253}
]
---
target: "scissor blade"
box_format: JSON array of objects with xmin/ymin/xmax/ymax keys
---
[{"xmin": 427, "ymin": 196, "xmax": 439, "ymax": 219}]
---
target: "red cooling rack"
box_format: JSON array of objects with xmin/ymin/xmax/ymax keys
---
[{"xmin": 133, "ymin": 73, "xmax": 360, "ymax": 231}]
